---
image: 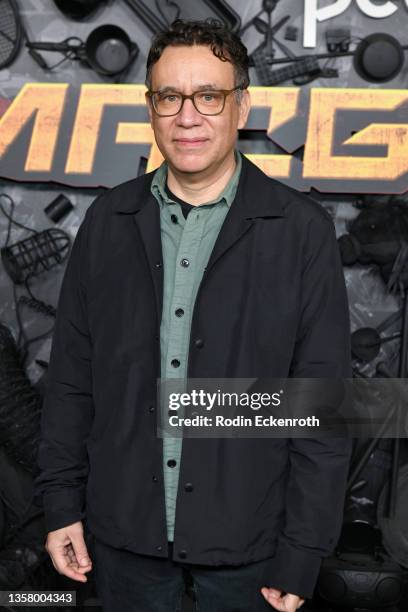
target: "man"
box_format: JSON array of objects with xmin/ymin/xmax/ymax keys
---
[{"xmin": 35, "ymin": 19, "xmax": 352, "ymax": 612}]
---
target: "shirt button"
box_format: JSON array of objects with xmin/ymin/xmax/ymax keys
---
[
  {"xmin": 180, "ymin": 258, "xmax": 190, "ymax": 267},
  {"xmin": 178, "ymin": 550, "xmax": 187, "ymax": 559},
  {"xmin": 171, "ymin": 214, "xmax": 178, "ymax": 224},
  {"xmin": 175, "ymin": 308, "xmax": 184, "ymax": 317},
  {"xmin": 171, "ymin": 359, "xmax": 180, "ymax": 368},
  {"xmin": 156, "ymin": 545, "xmax": 163, "ymax": 551},
  {"xmin": 167, "ymin": 459, "xmax": 177, "ymax": 468},
  {"xmin": 184, "ymin": 482, "xmax": 194, "ymax": 492},
  {"xmin": 152, "ymin": 475, "xmax": 158, "ymax": 482},
  {"xmin": 194, "ymin": 338, "xmax": 204, "ymax": 348}
]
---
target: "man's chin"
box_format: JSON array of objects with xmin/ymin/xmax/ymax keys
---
[{"xmin": 169, "ymin": 154, "xmax": 212, "ymax": 175}]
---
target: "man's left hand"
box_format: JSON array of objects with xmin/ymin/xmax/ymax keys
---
[{"xmin": 261, "ymin": 587, "xmax": 305, "ymax": 611}]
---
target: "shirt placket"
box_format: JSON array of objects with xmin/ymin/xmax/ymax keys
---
[{"xmin": 162, "ymin": 205, "xmax": 207, "ymax": 539}]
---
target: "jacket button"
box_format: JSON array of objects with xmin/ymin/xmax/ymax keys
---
[
  {"xmin": 194, "ymin": 338, "xmax": 204, "ymax": 348},
  {"xmin": 180, "ymin": 258, "xmax": 190, "ymax": 267},
  {"xmin": 155, "ymin": 262, "xmax": 162, "ymax": 268},
  {"xmin": 156, "ymin": 545, "xmax": 163, "ymax": 551},
  {"xmin": 152, "ymin": 475, "xmax": 158, "ymax": 482},
  {"xmin": 178, "ymin": 550, "xmax": 187, "ymax": 559},
  {"xmin": 171, "ymin": 359, "xmax": 180, "ymax": 368},
  {"xmin": 167, "ymin": 459, "xmax": 177, "ymax": 468},
  {"xmin": 184, "ymin": 482, "xmax": 193, "ymax": 492},
  {"xmin": 171, "ymin": 214, "xmax": 178, "ymax": 224},
  {"xmin": 175, "ymin": 308, "xmax": 184, "ymax": 317},
  {"xmin": 149, "ymin": 405, "xmax": 155, "ymax": 412}
]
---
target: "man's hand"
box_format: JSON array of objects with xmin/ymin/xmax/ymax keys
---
[
  {"xmin": 261, "ymin": 587, "xmax": 305, "ymax": 611},
  {"xmin": 45, "ymin": 521, "xmax": 93, "ymax": 583}
]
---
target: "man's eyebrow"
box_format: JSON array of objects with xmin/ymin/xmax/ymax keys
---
[{"xmin": 155, "ymin": 83, "xmax": 221, "ymax": 93}]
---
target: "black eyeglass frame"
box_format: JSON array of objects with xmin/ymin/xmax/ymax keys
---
[{"xmin": 146, "ymin": 85, "xmax": 245, "ymax": 117}]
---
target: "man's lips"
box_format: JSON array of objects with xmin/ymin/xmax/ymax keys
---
[{"xmin": 173, "ymin": 138, "xmax": 209, "ymax": 146}]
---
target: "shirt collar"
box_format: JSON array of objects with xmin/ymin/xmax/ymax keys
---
[{"xmin": 151, "ymin": 150, "xmax": 242, "ymax": 210}]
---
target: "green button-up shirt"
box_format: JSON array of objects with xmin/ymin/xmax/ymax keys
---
[{"xmin": 151, "ymin": 151, "xmax": 242, "ymax": 541}]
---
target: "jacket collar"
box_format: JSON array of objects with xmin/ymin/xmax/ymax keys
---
[
  {"xmin": 113, "ymin": 154, "xmax": 286, "ymax": 219},
  {"xmin": 111, "ymin": 155, "xmax": 286, "ymax": 333}
]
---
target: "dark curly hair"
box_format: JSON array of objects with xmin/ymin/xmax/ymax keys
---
[{"xmin": 145, "ymin": 19, "xmax": 250, "ymax": 91}]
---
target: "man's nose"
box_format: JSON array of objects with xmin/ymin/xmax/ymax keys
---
[{"xmin": 176, "ymin": 98, "xmax": 202, "ymax": 126}]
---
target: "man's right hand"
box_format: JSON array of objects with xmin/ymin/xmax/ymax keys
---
[{"xmin": 45, "ymin": 521, "xmax": 93, "ymax": 582}]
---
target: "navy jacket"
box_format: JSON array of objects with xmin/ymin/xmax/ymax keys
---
[{"xmin": 35, "ymin": 155, "xmax": 352, "ymax": 599}]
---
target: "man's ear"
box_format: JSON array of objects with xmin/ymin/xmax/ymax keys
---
[{"xmin": 238, "ymin": 88, "xmax": 251, "ymax": 130}]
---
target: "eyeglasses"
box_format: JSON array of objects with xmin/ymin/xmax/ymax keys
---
[{"xmin": 146, "ymin": 86, "xmax": 244, "ymax": 117}]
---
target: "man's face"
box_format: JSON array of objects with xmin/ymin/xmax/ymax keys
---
[{"xmin": 146, "ymin": 44, "xmax": 250, "ymax": 175}]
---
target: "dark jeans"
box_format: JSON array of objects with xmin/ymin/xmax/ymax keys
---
[{"xmin": 92, "ymin": 538, "xmax": 278, "ymax": 611}]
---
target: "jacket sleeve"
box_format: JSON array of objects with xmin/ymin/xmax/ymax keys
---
[
  {"xmin": 34, "ymin": 203, "xmax": 96, "ymax": 533},
  {"xmin": 268, "ymin": 213, "xmax": 353, "ymax": 599}
]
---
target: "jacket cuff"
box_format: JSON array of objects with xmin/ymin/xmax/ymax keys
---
[
  {"xmin": 266, "ymin": 538, "xmax": 323, "ymax": 600},
  {"xmin": 41, "ymin": 488, "xmax": 86, "ymax": 533}
]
